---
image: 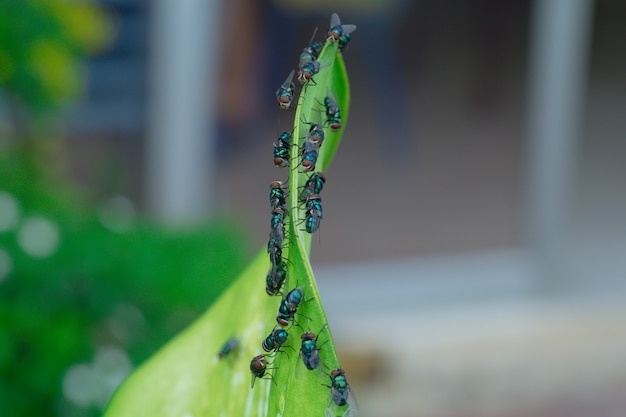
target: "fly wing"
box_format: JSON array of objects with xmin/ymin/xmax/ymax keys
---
[
  {"xmin": 281, "ymin": 69, "xmax": 295, "ymax": 89},
  {"xmin": 317, "ymin": 59, "xmax": 330, "ymax": 71},
  {"xmin": 304, "ymin": 348, "xmax": 320, "ymax": 370},
  {"xmin": 330, "ymin": 12, "xmax": 341, "ymax": 28},
  {"xmin": 325, "ymin": 391, "xmax": 346, "ymax": 417},
  {"xmin": 345, "ymin": 385, "xmax": 359, "ymax": 413},
  {"xmin": 325, "ymin": 407, "xmax": 355, "ymax": 417},
  {"xmin": 341, "ymin": 24, "xmax": 357, "ymax": 35},
  {"xmin": 342, "ymin": 407, "xmax": 356, "ymax": 417},
  {"xmin": 325, "ymin": 393, "xmax": 337, "ymax": 417},
  {"xmin": 326, "ymin": 382, "xmax": 358, "ymax": 414},
  {"xmin": 308, "ymin": 26, "xmax": 319, "ymax": 45}
]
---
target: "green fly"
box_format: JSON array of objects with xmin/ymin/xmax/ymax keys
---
[
  {"xmin": 262, "ymin": 328, "xmax": 290, "ymax": 353},
  {"xmin": 274, "ymin": 131, "xmax": 291, "ymax": 167},
  {"xmin": 325, "ymin": 368, "xmax": 358, "ymax": 417},
  {"xmin": 299, "ymin": 172, "xmax": 326, "ymax": 203},
  {"xmin": 266, "ymin": 259, "xmax": 287, "ymax": 296},
  {"xmin": 217, "ymin": 337, "xmax": 239, "ymax": 360},
  {"xmin": 249, "ymin": 355, "xmax": 277, "ymax": 388},
  {"xmin": 323, "ymin": 88, "xmax": 341, "ymax": 132},
  {"xmin": 327, "ymin": 13, "xmax": 356, "ymax": 43},
  {"xmin": 305, "ymin": 194, "xmax": 323, "ymax": 234},
  {"xmin": 276, "ymin": 69, "xmax": 296, "ymax": 109}
]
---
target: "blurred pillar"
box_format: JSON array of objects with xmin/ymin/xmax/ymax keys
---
[
  {"xmin": 145, "ymin": 0, "xmax": 221, "ymax": 223},
  {"xmin": 526, "ymin": 0, "xmax": 594, "ymax": 288}
]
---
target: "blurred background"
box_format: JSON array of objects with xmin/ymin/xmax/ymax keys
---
[{"xmin": 1, "ymin": 0, "xmax": 625, "ymax": 416}]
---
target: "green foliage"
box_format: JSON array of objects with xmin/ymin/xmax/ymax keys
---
[
  {"xmin": 0, "ymin": 4, "xmax": 254, "ymax": 417},
  {"xmin": 104, "ymin": 33, "xmax": 352, "ymax": 417},
  {"xmin": 0, "ymin": 152, "xmax": 249, "ymax": 417},
  {"xmin": 0, "ymin": 0, "xmax": 112, "ymax": 112}
]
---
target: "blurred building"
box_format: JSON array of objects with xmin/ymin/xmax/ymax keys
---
[{"xmin": 65, "ymin": 0, "xmax": 147, "ymax": 134}]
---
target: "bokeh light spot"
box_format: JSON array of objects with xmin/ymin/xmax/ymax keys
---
[
  {"xmin": 62, "ymin": 346, "xmax": 132, "ymax": 409},
  {"xmin": 17, "ymin": 216, "xmax": 60, "ymax": 258},
  {"xmin": 98, "ymin": 195, "xmax": 136, "ymax": 233},
  {"xmin": 63, "ymin": 364, "xmax": 97, "ymax": 407},
  {"xmin": 92, "ymin": 346, "xmax": 132, "ymax": 407}
]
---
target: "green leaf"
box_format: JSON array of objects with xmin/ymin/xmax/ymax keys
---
[
  {"xmin": 292, "ymin": 42, "xmax": 350, "ymax": 254},
  {"xmin": 104, "ymin": 29, "xmax": 352, "ymax": 417}
]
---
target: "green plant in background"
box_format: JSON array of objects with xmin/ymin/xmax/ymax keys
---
[
  {"xmin": 104, "ymin": 14, "xmax": 356, "ymax": 417},
  {"xmin": 0, "ymin": 151, "xmax": 249, "ymax": 417},
  {"xmin": 0, "ymin": 0, "xmax": 112, "ymax": 116},
  {"xmin": 0, "ymin": 3, "xmax": 250, "ymax": 417}
]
